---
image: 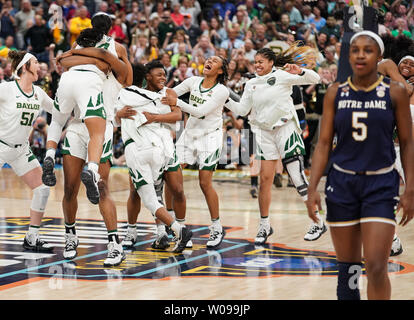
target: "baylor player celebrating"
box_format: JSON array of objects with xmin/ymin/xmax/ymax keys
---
[
  {"xmin": 43, "ymin": 14, "xmax": 130, "ymax": 205},
  {"xmin": 0, "ymin": 50, "xmax": 54, "ymax": 252},
  {"xmin": 43, "ymin": 14, "xmax": 132, "ymax": 266},
  {"xmin": 163, "ymin": 56, "xmax": 230, "ymax": 249},
  {"xmin": 116, "ymin": 63, "xmax": 193, "ymax": 253},
  {"xmin": 224, "ymin": 45, "xmax": 321, "ymax": 244}
]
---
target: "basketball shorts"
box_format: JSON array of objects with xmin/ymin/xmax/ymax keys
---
[
  {"xmin": 0, "ymin": 141, "xmax": 39, "ymax": 176},
  {"xmin": 61, "ymin": 121, "xmax": 113, "ymax": 163},
  {"xmin": 325, "ymin": 166, "xmax": 400, "ymax": 227},
  {"xmin": 124, "ymin": 142, "xmax": 167, "ymax": 191},
  {"xmin": 55, "ymin": 69, "xmax": 106, "ymax": 120},
  {"xmin": 176, "ymin": 128, "xmax": 223, "ymax": 171},
  {"xmin": 164, "ymin": 146, "xmax": 180, "ymax": 172},
  {"xmin": 253, "ymin": 120, "xmax": 305, "ymax": 161}
]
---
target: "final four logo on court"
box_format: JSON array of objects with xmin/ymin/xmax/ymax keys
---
[{"xmin": 0, "ymin": 217, "xmax": 413, "ymax": 287}]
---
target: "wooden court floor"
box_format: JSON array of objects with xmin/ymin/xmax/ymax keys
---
[{"xmin": 1, "ymin": 167, "xmax": 414, "ymax": 300}]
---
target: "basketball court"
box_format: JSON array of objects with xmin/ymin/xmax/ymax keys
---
[{"xmin": 1, "ymin": 166, "xmax": 414, "ymax": 301}]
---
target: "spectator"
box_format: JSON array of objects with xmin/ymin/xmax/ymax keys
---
[
  {"xmin": 149, "ymin": 12, "xmax": 160, "ymax": 36},
  {"xmin": 285, "ymin": 0, "xmax": 302, "ymax": 27},
  {"xmin": 29, "ymin": 116, "xmax": 48, "ymax": 164},
  {"xmin": 14, "ymin": 0, "xmax": 35, "ymax": 49},
  {"xmin": 166, "ymin": 56, "xmax": 194, "ymax": 87},
  {"xmin": 302, "ymin": 4, "xmax": 315, "ymax": 25},
  {"xmin": 209, "ymin": 16, "xmax": 227, "ymax": 47},
  {"xmin": 147, "ymin": 34, "xmax": 160, "ymax": 61},
  {"xmin": 170, "ymin": 42, "xmax": 192, "ymax": 67},
  {"xmin": 171, "ymin": 3, "xmax": 184, "ymax": 26},
  {"xmin": 323, "ymin": 45, "xmax": 337, "ymax": 66},
  {"xmin": 276, "ymin": 13, "xmax": 293, "ymax": 38},
  {"xmin": 68, "ymin": 6, "xmax": 92, "ymax": 45},
  {"xmin": 0, "ymin": 35, "xmax": 16, "ymax": 58},
  {"xmin": 109, "ymin": 17, "xmax": 128, "ymax": 45},
  {"xmin": 25, "ymin": 15, "xmax": 53, "ymax": 63},
  {"xmin": 0, "ymin": 0, "xmax": 16, "ymax": 43},
  {"xmin": 177, "ymin": 13, "xmax": 202, "ymax": 47},
  {"xmin": 392, "ymin": 17, "xmax": 412, "ymax": 38},
  {"xmin": 158, "ymin": 9, "xmax": 175, "ymax": 46},
  {"xmin": 199, "ymin": 19, "xmax": 210, "ymax": 36},
  {"xmin": 3, "ymin": 61, "xmax": 13, "ymax": 81},
  {"xmin": 251, "ymin": 23, "xmax": 268, "ymax": 49},
  {"xmin": 316, "ymin": 32, "xmax": 328, "ymax": 52},
  {"xmin": 163, "ymin": 29, "xmax": 192, "ymax": 55},
  {"xmin": 131, "ymin": 17, "xmax": 150, "ymax": 41},
  {"xmin": 220, "ymin": 27, "xmax": 244, "ymax": 56},
  {"xmin": 125, "ymin": 1, "xmax": 140, "ymax": 27},
  {"xmin": 319, "ymin": 15, "xmax": 340, "ymax": 41},
  {"xmin": 129, "ymin": 34, "xmax": 148, "ymax": 64},
  {"xmin": 160, "ymin": 51, "xmax": 174, "ymax": 81},
  {"xmin": 243, "ymin": 38, "xmax": 256, "ymax": 63},
  {"xmin": 210, "ymin": 0, "xmax": 236, "ymax": 21},
  {"xmin": 308, "ymin": 6, "xmax": 326, "ymax": 33},
  {"xmin": 384, "ymin": 11, "xmax": 395, "ymax": 30},
  {"xmin": 229, "ymin": 5, "xmax": 251, "ymax": 34},
  {"xmin": 244, "ymin": 0, "xmax": 260, "ymax": 20},
  {"xmin": 34, "ymin": 62, "xmax": 52, "ymax": 97},
  {"xmin": 191, "ymin": 34, "xmax": 215, "ymax": 60},
  {"xmin": 180, "ymin": 0, "xmax": 201, "ymax": 26}
]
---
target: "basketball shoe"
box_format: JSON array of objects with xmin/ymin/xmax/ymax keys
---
[{"xmin": 63, "ymin": 233, "xmax": 79, "ymax": 259}]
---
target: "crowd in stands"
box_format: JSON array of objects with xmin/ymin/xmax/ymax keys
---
[{"xmin": 1, "ymin": 0, "xmax": 413, "ymax": 171}]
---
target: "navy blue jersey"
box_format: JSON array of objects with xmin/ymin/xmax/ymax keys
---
[{"xmin": 331, "ymin": 75, "xmax": 396, "ymax": 171}]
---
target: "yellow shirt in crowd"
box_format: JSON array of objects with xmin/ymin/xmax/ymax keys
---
[{"xmin": 69, "ymin": 17, "xmax": 92, "ymax": 45}]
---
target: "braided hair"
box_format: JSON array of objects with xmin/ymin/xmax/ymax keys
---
[
  {"xmin": 76, "ymin": 14, "xmax": 112, "ymax": 47},
  {"xmin": 217, "ymin": 55, "xmax": 229, "ymax": 84}
]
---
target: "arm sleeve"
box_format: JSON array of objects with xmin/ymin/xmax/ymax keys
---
[
  {"xmin": 176, "ymin": 86, "xmax": 229, "ymax": 118},
  {"xmin": 224, "ymin": 81, "xmax": 253, "ymax": 116},
  {"xmin": 278, "ymin": 68, "xmax": 320, "ymax": 86}
]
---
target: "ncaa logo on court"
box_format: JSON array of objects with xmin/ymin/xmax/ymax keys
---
[{"xmin": 0, "ymin": 217, "xmax": 413, "ymax": 288}]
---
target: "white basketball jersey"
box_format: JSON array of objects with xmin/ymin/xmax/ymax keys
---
[{"xmin": 97, "ymin": 35, "xmax": 123, "ymax": 121}]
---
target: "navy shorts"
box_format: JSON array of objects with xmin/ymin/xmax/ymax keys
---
[{"xmin": 325, "ymin": 167, "xmax": 399, "ymax": 227}]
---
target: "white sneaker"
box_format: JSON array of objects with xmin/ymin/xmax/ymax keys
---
[
  {"xmin": 121, "ymin": 230, "xmax": 137, "ymax": 248},
  {"xmin": 172, "ymin": 235, "xmax": 193, "ymax": 248},
  {"xmin": 103, "ymin": 242, "xmax": 126, "ymax": 267},
  {"xmin": 304, "ymin": 222, "xmax": 327, "ymax": 241},
  {"xmin": 390, "ymin": 235, "xmax": 403, "ymax": 256},
  {"xmin": 254, "ymin": 225, "xmax": 274, "ymax": 245},
  {"xmin": 63, "ymin": 234, "xmax": 79, "ymax": 259},
  {"xmin": 206, "ymin": 225, "xmax": 225, "ymax": 249}
]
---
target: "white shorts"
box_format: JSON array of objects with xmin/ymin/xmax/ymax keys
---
[
  {"xmin": 61, "ymin": 121, "xmax": 114, "ymax": 163},
  {"xmin": 124, "ymin": 142, "xmax": 167, "ymax": 190},
  {"xmin": 253, "ymin": 120, "xmax": 305, "ymax": 160},
  {"xmin": 0, "ymin": 141, "xmax": 39, "ymax": 176},
  {"xmin": 55, "ymin": 69, "xmax": 106, "ymax": 120},
  {"xmin": 176, "ymin": 129, "xmax": 223, "ymax": 170}
]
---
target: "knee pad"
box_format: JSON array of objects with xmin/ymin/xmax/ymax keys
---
[
  {"xmin": 154, "ymin": 178, "xmax": 165, "ymax": 206},
  {"xmin": 137, "ymin": 184, "xmax": 163, "ymax": 218},
  {"xmin": 282, "ymin": 155, "xmax": 308, "ymax": 200},
  {"xmin": 31, "ymin": 184, "xmax": 50, "ymax": 212}
]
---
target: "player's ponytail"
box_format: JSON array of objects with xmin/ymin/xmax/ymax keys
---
[
  {"xmin": 8, "ymin": 50, "xmax": 31, "ymax": 78},
  {"xmin": 217, "ymin": 56, "xmax": 228, "ymax": 84},
  {"xmin": 257, "ymin": 42, "xmax": 316, "ymax": 69}
]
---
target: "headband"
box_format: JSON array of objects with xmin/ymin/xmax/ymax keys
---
[
  {"xmin": 13, "ymin": 53, "xmax": 36, "ymax": 79},
  {"xmin": 398, "ymin": 55, "xmax": 414, "ymax": 66},
  {"xmin": 350, "ymin": 30, "xmax": 384, "ymax": 55}
]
